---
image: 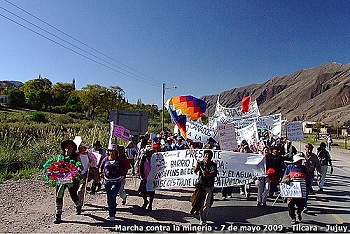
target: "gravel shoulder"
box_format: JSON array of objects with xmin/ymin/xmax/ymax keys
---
[{"xmin": 0, "ymin": 174, "xmax": 195, "ymax": 233}]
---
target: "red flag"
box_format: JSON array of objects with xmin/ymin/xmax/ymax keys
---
[{"xmin": 241, "ymin": 96, "xmax": 251, "ymax": 113}]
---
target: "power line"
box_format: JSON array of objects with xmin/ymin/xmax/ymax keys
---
[
  {"xmin": 0, "ymin": 11, "xmax": 161, "ymax": 88},
  {"xmin": 1, "ymin": 1, "xmax": 163, "ymax": 87},
  {"xmin": 5, "ymin": 0, "xmax": 161, "ymax": 83},
  {"xmin": 5, "ymin": 0, "xmax": 160, "ymax": 85},
  {"xmin": 0, "ymin": 5, "xmax": 161, "ymax": 87}
]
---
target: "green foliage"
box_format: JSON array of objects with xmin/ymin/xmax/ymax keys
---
[
  {"xmin": 0, "ymin": 110, "xmax": 110, "ymax": 180},
  {"xmin": 50, "ymin": 105, "xmax": 69, "ymax": 114},
  {"xmin": 29, "ymin": 112, "xmax": 47, "ymax": 123},
  {"xmin": 0, "ymin": 167, "xmax": 38, "ymax": 183},
  {"xmin": 7, "ymin": 88, "xmax": 26, "ymax": 108}
]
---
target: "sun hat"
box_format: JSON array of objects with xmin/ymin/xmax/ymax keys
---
[
  {"xmin": 61, "ymin": 140, "xmax": 77, "ymax": 152},
  {"xmin": 293, "ymin": 153, "xmax": 305, "ymax": 163}
]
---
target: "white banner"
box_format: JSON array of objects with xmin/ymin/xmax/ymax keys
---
[
  {"xmin": 217, "ymin": 123, "xmax": 238, "ymax": 150},
  {"xmin": 286, "ymin": 121, "xmax": 304, "ymax": 141},
  {"xmin": 234, "ymin": 114, "xmax": 282, "ymax": 137},
  {"xmin": 153, "ymin": 149, "xmax": 265, "ymax": 189},
  {"xmin": 235, "ymin": 122, "xmax": 259, "ymax": 146},
  {"xmin": 186, "ymin": 120, "xmax": 218, "ymax": 143},
  {"xmin": 215, "ymin": 99, "xmax": 260, "ymax": 120}
]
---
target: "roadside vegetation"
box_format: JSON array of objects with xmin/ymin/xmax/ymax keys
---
[{"xmin": 0, "ymin": 77, "xmax": 176, "ymax": 182}]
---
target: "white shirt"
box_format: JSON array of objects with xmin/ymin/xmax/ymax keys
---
[{"xmin": 80, "ymin": 154, "xmax": 89, "ymax": 174}]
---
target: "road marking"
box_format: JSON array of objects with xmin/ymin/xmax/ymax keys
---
[{"xmin": 316, "ymin": 200, "xmax": 345, "ymax": 224}]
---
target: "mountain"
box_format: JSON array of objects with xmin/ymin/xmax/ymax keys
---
[
  {"xmin": 0, "ymin": 80, "xmax": 24, "ymax": 88},
  {"xmin": 201, "ymin": 62, "xmax": 350, "ymax": 124}
]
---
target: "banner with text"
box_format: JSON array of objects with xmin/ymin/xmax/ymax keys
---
[
  {"xmin": 234, "ymin": 114, "xmax": 282, "ymax": 137},
  {"xmin": 215, "ymin": 99, "xmax": 260, "ymax": 120},
  {"xmin": 186, "ymin": 120, "xmax": 218, "ymax": 144},
  {"xmin": 153, "ymin": 149, "xmax": 265, "ymax": 189},
  {"xmin": 235, "ymin": 122, "xmax": 259, "ymax": 146}
]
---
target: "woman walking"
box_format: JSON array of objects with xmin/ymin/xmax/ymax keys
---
[{"xmin": 100, "ymin": 144, "xmax": 127, "ymax": 221}]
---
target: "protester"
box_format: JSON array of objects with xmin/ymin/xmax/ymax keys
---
[
  {"xmin": 53, "ymin": 140, "xmax": 81, "ymax": 224},
  {"xmin": 125, "ymin": 141, "xmax": 137, "ymax": 176},
  {"xmin": 269, "ymin": 146, "xmax": 283, "ymax": 197},
  {"xmin": 100, "ymin": 144, "xmax": 127, "ymax": 221},
  {"xmin": 117, "ymin": 145, "xmax": 131, "ymax": 205},
  {"xmin": 151, "ymin": 137, "xmax": 162, "ymax": 152},
  {"xmin": 256, "ymin": 147, "xmax": 276, "ymax": 207},
  {"xmin": 92, "ymin": 140, "xmax": 107, "ymax": 165},
  {"xmin": 203, "ymin": 137, "xmax": 219, "ymax": 150},
  {"xmin": 317, "ymin": 142, "xmax": 334, "ymax": 193},
  {"xmin": 304, "ymin": 144, "xmax": 321, "ymax": 195},
  {"xmin": 327, "ymin": 135, "xmax": 333, "ymax": 151},
  {"xmin": 76, "ymin": 142, "xmax": 97, "ymax": 214},
  {"xmin": 284, "ymin": 140, "xmax": 297, "ymax": 161},
  {"xmin": 138, "ymin": 146, "xmax": 157, "ymax": 211},
  {"xmin": 282, "ymin": 153, "xmax": 310, "ymax": 224},
  {"xmin": 240, "ymin": 145, "xmax": 252, "ymax": 198},
  {"xmin": 172, "ymin": 136, "xmax": 186, "ymax": 150},
  {"xmin": 162, "ymin": 137, "xmax": 174, "ymax": 151},
  {"xmin": 193, "ymin": 150, "xmax": 218, "ymax": 225}
]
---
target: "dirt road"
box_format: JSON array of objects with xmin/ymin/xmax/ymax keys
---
[{"xmin": 0, "ymin": 175, "xmax": 194, "ymax": 233}]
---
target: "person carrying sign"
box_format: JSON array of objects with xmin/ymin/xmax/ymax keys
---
[
  {"xmin": 282, "ymin": 153, "xmax": 310, "ymax": 225},
  {"xmin": 193, "ymin": 150, "xmax": 218, "ymax": 225}
]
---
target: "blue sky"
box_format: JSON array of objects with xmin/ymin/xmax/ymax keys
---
[{"xmin": 1, "ymin": 0, "xmax": 350, "ymax": 107}]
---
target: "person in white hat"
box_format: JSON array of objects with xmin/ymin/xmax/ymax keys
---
[
  {"xmin": 99, "ymin": 143, "xmax": 127, "ymax": 222},
  {"xmin": 282, "ymin": 153, "xmax": 311, "ymax": 225}
]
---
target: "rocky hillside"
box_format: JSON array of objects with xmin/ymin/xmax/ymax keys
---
[{"xmin": 201, "ymin": 62, "xmax": 350, "ymax": 124}]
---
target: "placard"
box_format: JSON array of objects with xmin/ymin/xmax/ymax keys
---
[{"xmin": 217, "ymin": 123, "xmax": 238, "ymax": 150}]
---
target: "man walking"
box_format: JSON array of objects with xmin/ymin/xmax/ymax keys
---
[{"xmin": 193, "ymin": 150, "xmax": 218, "ymax": 225}]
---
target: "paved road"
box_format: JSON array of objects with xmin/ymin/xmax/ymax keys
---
[{"xmin": 183, "ymin": 145, "xmax": 350, "ymax": 233}]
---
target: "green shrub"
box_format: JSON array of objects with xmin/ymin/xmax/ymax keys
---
[{"xmin": 29, "ymin": 112, "xmax": 47, "ymax": 123}]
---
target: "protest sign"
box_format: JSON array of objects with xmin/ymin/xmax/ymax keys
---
[
  {"xmin": 217, "ymin": 114, "xmax": 282, "ymax": 138},
  {"xmin": 153, "ymin": 149, "xmax": 265, "ymax": 189},
  {"xmin": 286, "ymin": 121, "xmax": 304, "ymax": 141},
  {"xmin": 113, "ymin": 124, "xmax": 131, "ymax": 141},
  {"xmin": 217, "ymin": 123, "xmax": 238, "ymax": 150},
  {"xmin": 280, "ymin": 182, "xmax": 303, "ymax": 198},
  {"xmin": 186, "ymin": 120, "xmax": 218, "ymax": 143},
  {"xmin": 235, "ymin": 122, "xmax": 259, "ymax": 146}
]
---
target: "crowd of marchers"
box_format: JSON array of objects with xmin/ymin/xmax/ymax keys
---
[{"xmin": 49, "ymin": 129, "xmax": 334, "ymax": 226}]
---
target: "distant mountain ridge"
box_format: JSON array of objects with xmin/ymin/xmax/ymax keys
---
[
  {"xmin": 201, "ymin": 62, "xmax": 350, "ymax": 124},
  {"xmin": 0, "ymin": 80, "xmax": 24, "ymax": 88}
]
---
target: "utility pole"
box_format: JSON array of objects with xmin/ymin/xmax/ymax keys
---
[{"xmin": 162, "ymin": 83, "xmax": 165, "ymax": 133}]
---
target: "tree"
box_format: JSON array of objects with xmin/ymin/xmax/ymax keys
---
[
  {"xmin": 26, "ymin": 89, "xmax": 52, "ymax": 110},
  {"xmin": 22, "ymin": 77, "xmax": 52, "ymax": 95},
  {"xmin": 22, "ymin": 77, "xmax": 53, "ymax": 110},
  {"xmin": 78, "ymin": 84, "xmax": 106, "ymax": 119},
  {"xmin": 51, "ymin": 82, "xmax": 75, "ymax": 106},
  {"xmin": 66, "ymin": 91, "xmax": 83, "ymax": 112},
  {"xmin": 7, "ymin": 88, "xmax": 25, "ymax": 108}
]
